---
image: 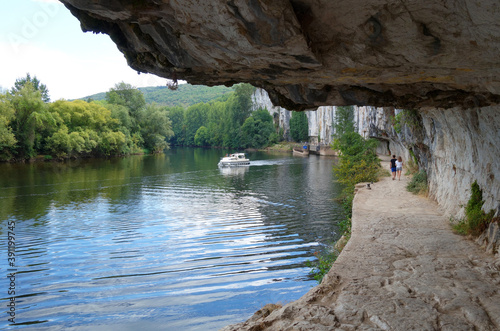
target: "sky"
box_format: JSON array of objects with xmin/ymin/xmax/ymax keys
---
[{"xmin": 0, "ymin": 0, "xmax": 171, "ymax": 101}]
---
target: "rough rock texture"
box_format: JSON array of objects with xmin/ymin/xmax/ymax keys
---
[
  {"xmin": 477, "ymin": 220, "xmax": 500, "ymax": 255},
  {"xmin": 61, "ymin": 0, "xmax": 500, "ymax": 110},
  {"xmin": 221, "ymin": 159, "xmax": 500, "ymax": 330}
]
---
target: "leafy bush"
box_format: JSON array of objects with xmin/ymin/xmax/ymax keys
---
[
  {"xmin": 452, "ymin": 181, "xmax": 495, "ymax": 236},
  {"xmin": 406, "ymin": 170, "xmax": 428, "ymax": 195},
  {"xmin": 306, "ymin": 247, "xmax": 340, "ymax": 283},
  {"xmin": 392, "ymin": 109, "xmax": 421, "ymax": 134},
  {"xmin": 332, "ymin": 132, "xmax": 380, "ymax": 187}
]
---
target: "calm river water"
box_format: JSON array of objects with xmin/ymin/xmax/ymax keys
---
[{"xmin": 0, "ymin": 148, "xmax": 343, "ymax": 330}]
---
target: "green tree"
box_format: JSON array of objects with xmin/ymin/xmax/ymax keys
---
[
  {"xmin": 106, "ymin": 82, "xmax": 146, "ymax": 129},
  {"xmin": 0, "ymin": 94, "xmax": 17, "ymax": 160},
  {"xmin": 290, "ymin": 111, "xmax": 309, "ymax": 142},
  {"xmin": 334, "ymin": 106, "xmax": 355, "ymax": 138},
  {"xmin": 11, "ymin": 73, "xmax": 50, "ymax": 102},
  {"xmin": 184, "ymin": 103, "xmax": 208, "ymax": 146},
  {"xmin": 194, "ymin": 126, "xmax": 210, "ymax": 146},
  {"xmin": 8, "ymin": 82, "xmax": 54, "ymax": 158},
  {"xmin": 240, "ymin": 108, "xmax": 275, "ymax": 148},
  {"xmin": 167, "ymin": 106, "xmax": 185, "ymax": 146},
  {"xmin": 232, "ymin": 84, "xmax": 255, "ymax": 126},
  {"xmin": 47, "ymin": 100, "xmax": 128, "ymax": 157},
  {"xmin": 205, "ymin": 101, "xmax": 225, "ymax": 147},
  {"xmin": 139, "ymin": 103, "xmax": 174, "ymax": 153},
  {"xmin": 332, "ymin": 105, "xmax": 379, "ymax": 218}
]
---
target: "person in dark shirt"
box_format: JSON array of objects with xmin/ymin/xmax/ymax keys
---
[{"xmin": 390, "ymin": 155, "xmax": 397, "ymax": 180}]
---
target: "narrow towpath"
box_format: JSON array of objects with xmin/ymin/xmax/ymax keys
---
[{"xmin": 222, "ymin": 157, "xmax": 500, "ymax": 330}]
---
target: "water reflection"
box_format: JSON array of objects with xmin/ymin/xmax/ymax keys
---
[
  {"xmin": 218, "ymin": 166, "xmax": 250, "ymax": 177},
  {"xmin": 0, "ymin": 149, "xmax": 343, "ymax": 330}
]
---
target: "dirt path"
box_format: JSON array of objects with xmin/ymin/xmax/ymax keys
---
[{"xmin": 222, "ymin": 157, "xmax": 500, "ymax": 330}]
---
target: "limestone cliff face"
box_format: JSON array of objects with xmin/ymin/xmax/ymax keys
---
[
  {"xmin": 420, "ymin": 107, "xmax": 500, "ymax": 217},
  {"xmin": 61, "ymin": 0, "xmax": 500, "ymax": 110}
]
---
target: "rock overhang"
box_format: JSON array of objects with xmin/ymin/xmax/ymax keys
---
[{"xmin": 60, "ymin": 0, "xmax": 500, "ymax": 110}]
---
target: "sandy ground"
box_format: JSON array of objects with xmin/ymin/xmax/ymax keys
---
[{"xmin": 222, "ymin": 157, "xmax": 500, "ymax": 330}]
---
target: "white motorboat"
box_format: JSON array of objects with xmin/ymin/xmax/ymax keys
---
[{"xmin": 218, "ymin": 153, "xmax": 250, "ymax": 167}]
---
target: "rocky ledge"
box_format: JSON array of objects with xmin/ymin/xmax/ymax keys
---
[
  {"xmin": 221, "ymin": 158, "xmax": 500, "ymax": 330},
  {"xmin": 60, "ymin": 0, "xmax": 500, "ymax": 110}
]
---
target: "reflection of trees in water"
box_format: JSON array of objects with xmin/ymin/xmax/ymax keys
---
[{"xmin": 0, "ymin": 155, "xmax": 165, "ymax": 222}]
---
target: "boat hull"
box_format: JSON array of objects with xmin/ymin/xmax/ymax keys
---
[
  {"xmin": 218, "ymin": 160, "xmax": 250, "ymax": 167},
  {"xmin": 293, "ymin": 147, "xmax": 309, "ymax": 156}
]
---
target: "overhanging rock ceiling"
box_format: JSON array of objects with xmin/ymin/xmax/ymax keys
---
[{"xmin": 61, "ymin": 0, "xmax": 500, "ymax": 110}]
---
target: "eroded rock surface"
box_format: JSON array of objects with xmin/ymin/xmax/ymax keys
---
[
  {"xmin": 61, "ymin": 0, "xmax": 500, "ymax": 110},
  {"xmin": 221, "ymin": 158, "xmax": 500, "ymax": 330}
]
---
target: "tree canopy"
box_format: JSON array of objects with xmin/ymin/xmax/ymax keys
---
[
  {"xmin": 11, "ymin": 73, "xmax": 50, "ymax": 103},
  {"xmin": 290, "ymin": 111, "xmax": 309, "ymax": 142}
]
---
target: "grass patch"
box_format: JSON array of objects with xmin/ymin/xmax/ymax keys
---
[
  {"xmin": 452, "ymin": 181, "xmax": 495, "ymax": 236},
  {"xmin": 406, "ymin": 170, "xmax": 428, "ymax": 195},
  {"xmin": 265, "ymin": 142, "xmax": 298, "ymax": 152}
]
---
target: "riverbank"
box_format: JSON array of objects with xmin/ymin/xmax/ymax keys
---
[{"xmin": 221, "ymin": 156, "xmax": 500, "ymax": 330}]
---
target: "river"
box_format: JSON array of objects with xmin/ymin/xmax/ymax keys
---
[{"xmin": 0, "ymin": 148, "xmax": 343, "ymax": 330}]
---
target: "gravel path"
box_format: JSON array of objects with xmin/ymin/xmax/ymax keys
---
[{"xmin": 222, "ymin": 157, "xmax": 500, "ymax": 330}]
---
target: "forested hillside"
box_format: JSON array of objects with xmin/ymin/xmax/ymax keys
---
[{"xmin": 82, "ymin": 84, "xmax": 233, "ymax": 107}]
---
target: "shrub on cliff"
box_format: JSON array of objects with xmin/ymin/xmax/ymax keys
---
[
  {"xmin": 406, "ymin": 169, "xmax": 428, "ymax": 195},
  {"xmin": 453, "ymin": 181, "xmax": 495, "ymax": 236},
  {"xmin": 332, "ymin": 131, "xmax": 380, "ymax": 188}
]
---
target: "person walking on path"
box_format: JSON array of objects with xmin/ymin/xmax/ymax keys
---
[
  {"xmin": 390, "ymin": 155, "xmax": 397, "ymax": 180},
  {"xmin": 396, "ymin": 156, "xmax": 404, "ymax": 180}
]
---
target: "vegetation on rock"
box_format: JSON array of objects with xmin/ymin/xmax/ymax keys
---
[
  {"xmin": 452, "ymin": 181, "xmax": 495, "ymax": 236},
  {"xmin": 406, "ymin": 170, "xmax": 428, "ymax": 195}
]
